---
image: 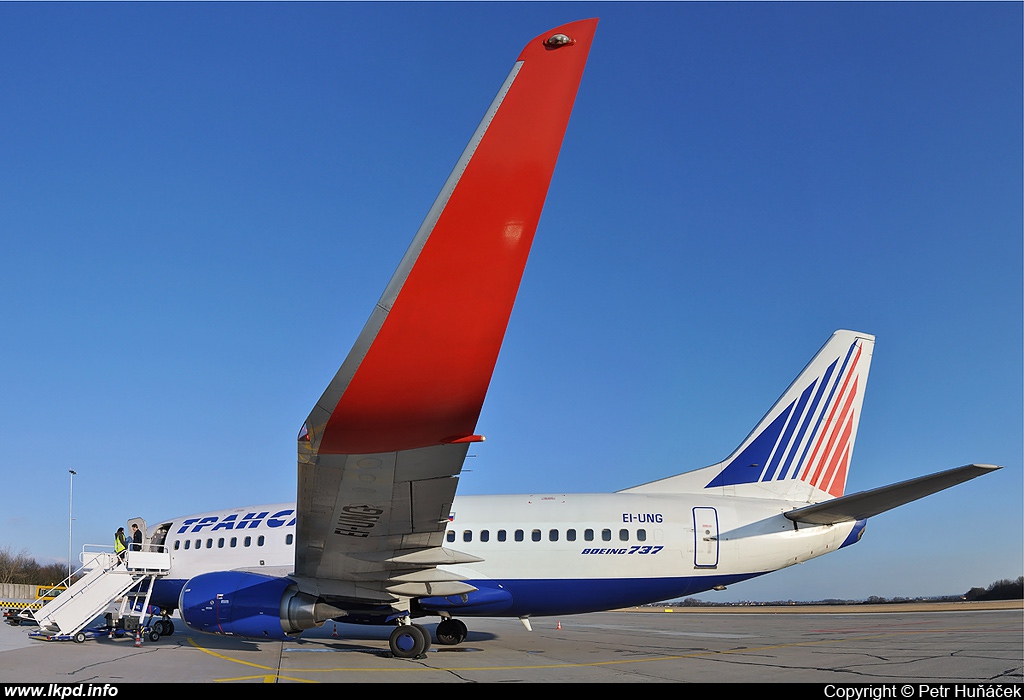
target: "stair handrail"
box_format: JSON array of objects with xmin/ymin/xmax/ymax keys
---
[{"xmin": 11, "ymin": 549, "xmax": 116, "ymax": 623}]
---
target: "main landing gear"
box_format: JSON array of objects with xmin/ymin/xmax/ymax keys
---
[
  {"xmin": 435, "ymin": 618, "xmax": 467, "ymax": 646},
  {"xmin": 388, "ymin": 617, "xmax": 468, "ymax": 658},
  {"xmin": 388, "ymin": 622, "xmax": 431, "ymax": 659}
]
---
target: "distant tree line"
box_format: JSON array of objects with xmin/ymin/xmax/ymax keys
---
[
  {"xmin": 668, "ymin": 576, "xmax": 1024, "ymax": 607},
  {"xmin": 0, "ymin": 547, "xmax": 69, "ymax": 586},
  {"xmin": 964, "ymin": 577, "xmax": 1024, "ymax": 601}
]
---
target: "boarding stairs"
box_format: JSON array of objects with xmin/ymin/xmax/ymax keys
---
[{"xmin": 21, "ymin": 545, "xmax": 170, "ymax": 639}]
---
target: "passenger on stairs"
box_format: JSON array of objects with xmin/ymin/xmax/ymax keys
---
[{"xmin": 114, "ymin": 528, "xmax": 127, "ymax": 561}]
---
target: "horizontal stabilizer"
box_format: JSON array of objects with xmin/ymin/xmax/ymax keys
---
[{"xmin": 784, "ymin": 463, "xmax": 1001, "ymax": 524}]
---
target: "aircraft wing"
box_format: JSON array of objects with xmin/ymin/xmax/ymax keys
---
[
  {"xmin": 784, "ymin": 463, "xmax": 1001, "ymax": 525},
  {"xmin": 292, "ymin": 20, "xmax": 598, "ymax": 604}
]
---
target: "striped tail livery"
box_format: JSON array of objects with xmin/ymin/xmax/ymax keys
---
[{"xmin": 708, "ymin": 330, "xmax": 873, "ymax": 500}]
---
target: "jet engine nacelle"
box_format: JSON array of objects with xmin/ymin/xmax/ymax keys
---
[{"xmin": 179, "ymin": 571, "xmax": 343, "ymax": 639}]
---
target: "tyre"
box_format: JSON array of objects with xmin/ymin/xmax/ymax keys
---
[
  {"xmin": 412, "ymin": 624, "xmax": 432, "ymax": 653},
  {"xmin": 388, "ymin": 625, "xmax": 427, "ymax": 658},
  {"xmin": 436, "ymin": 618, "xmax": 467, "ymax": 645}
]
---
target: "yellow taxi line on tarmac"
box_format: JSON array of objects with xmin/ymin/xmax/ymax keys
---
[
  {"xmin": 215, "ymin": 675, "xmax": 316, "ymax": 684},
  {"xmin": 186, "ymin": 636, "xmax": 434, "ymax": 677},
  {"xmin": 186, "ymin": 629, "xmax": 937, "ymax": 681}
]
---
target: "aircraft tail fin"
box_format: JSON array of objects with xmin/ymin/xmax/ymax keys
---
[{"xmin": 622, "ymin": 330, "xmax": 874, "ymax": 500}]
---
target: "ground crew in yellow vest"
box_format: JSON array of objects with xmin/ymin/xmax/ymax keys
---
[{"xmin": 115, "ymin": 527, "xmax": 127, "ymax": 561}]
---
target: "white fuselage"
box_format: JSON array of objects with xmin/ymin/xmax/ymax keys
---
[{"xmin": 152, "ymin": 491, "xmax": 861, "ymax": 617}]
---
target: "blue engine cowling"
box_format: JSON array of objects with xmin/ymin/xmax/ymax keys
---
[{"xmin": 179, "ymin": 571, "xmax": 342, "ymax": 639}]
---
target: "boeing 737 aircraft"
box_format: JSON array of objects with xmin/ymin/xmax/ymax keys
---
[{"xmin": 42, "ymin": 19, "xmax": 999, "ymax": 658}]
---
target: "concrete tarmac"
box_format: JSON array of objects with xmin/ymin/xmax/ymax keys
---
[{"xmin": 0, "ymin": 604, "xmax": 1020, "ymax": 684}]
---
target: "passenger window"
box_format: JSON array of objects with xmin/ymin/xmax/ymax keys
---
[
  {"xmin": 217, "ymin": 538, "xmax": 224, "ymax": 548},
  {"xmin": 549, "ymin": 529, "xmax": 558, "ymax": 542},
  {"xmin": 619, "ymin": 529, "xmax": 628, "ymax": 541},
  {"xmin": 244, "ymin": 536, "xmax": 251, "ymax": 547},
  {"xmin": 286, "ymin": 534, "xmax": 293, "ymax": 545},
  {"xmin": 602, "ymin": 529, "xmax": 611, "ymax": 542},
  {"xmin": 195, "ymin": 539, "xmax": 201, "ymax": 549},
  {"xmin": 173, "ymin": 541, "xmax": 180, "ymax": 551},
  {"xmin": 515, "ymin": 529, "xmax": 524, "ymax": 542},
  {"xmin": 230, "ymin": 537, "xmax": 237, "ymax": 548},
  {"xmin": 566, "ymin": 529, "xmax": 577, "ymax": 542},
  {"xmin": 206, "ymin": 538, "xmax": 213, "ymax": 549},
  {"xmin": 637, "ymin": 529, "xmax": 646, "ymax": 542},
  {"xmin": 531, "ymin": 529, "xmax": 541, "ymax": 542},
  {"xmin": 463, "ymin": 530, "xmax": 472, "ymax": 542},
  {"xmin": 480, "ymin": 530, "xmax": 489, "ymax": 542},
  {"xmin": 497, "ymin": 530, "xmax": 507, "ymax": 542},
  {"xmin": 584, "ymin": 529, "xmax": 594, "ymax": 542},
  {"xmin": 258, "ymin": 535, "xmax": 265, "ymax": 546},
  {"xmin": 183, "ymin": 540, "xmax": 189, "ymax": 550},
  {"xmin": 446, "ymin": 530, "xmax": 455, "ymax": 543}
]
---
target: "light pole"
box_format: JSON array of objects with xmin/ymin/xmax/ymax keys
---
[{"xmin": 68, "ymin": 469, "xmax": 76, "ymax": 581}]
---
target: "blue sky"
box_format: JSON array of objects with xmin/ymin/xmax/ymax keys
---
[{"xmin": 1, "ymin": 3, "xmax": 1020, "ymax": 603}]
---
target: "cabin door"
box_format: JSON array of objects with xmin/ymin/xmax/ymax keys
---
[{"xmin": 693, "ymin": 507, "xmax": 719, "ymax": 568}]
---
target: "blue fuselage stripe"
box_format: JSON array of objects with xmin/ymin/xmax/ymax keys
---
[{"xmin": 151, "ymin": 572, "xmax": 769, "ymax": 621}]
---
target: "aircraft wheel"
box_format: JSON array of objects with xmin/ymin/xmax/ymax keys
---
[
  {"xmin": 73, "ymin": 632, "xmax": 86, "ymax": 644},
  {"xmin": 413, "ymin": 624, "xmax": 431, "ymax": 653},
  {"xmin": 389, "ymin": 625, "xmax": 427, "ymax": 658},
  {"xmin": 147, "ymin": 630, "xmax": 160, "ymax": 642},
  {"xmin": 152, "ymin": 619, "xmax": 175, "ymax": 636},
  {"xmin": 435, "ymin": 618, "xmax": 467, "ymax": 645}
]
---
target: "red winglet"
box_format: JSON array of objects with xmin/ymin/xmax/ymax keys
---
[{"xmin": 314, "ymin": 20, "xmax": 598, "ymax": 455}]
